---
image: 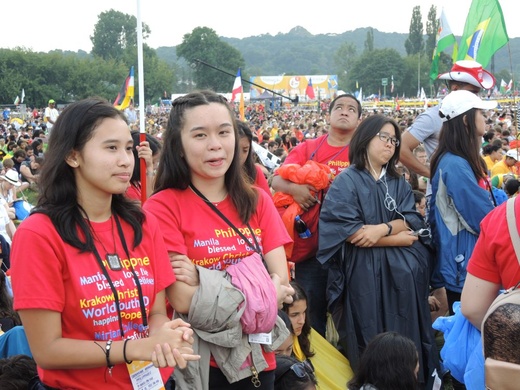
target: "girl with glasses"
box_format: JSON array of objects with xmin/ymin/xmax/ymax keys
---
[{"xmin": 317, "ymin": 114, "xmax": 437, "ymax": 388}]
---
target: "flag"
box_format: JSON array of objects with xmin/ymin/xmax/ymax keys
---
[
  {"xmin": 21, "ymin": 89, "xmax": 25, "ymax": 104},
  {"xmin": 356, "ymin": 81, "xmax": 359, "ymax": 89},
  {"xmin": 500, "ymin": 79, "xmax": 507, "ymax": 93},
  {"xmin": 357, "ymin": 88, "xmax": 363, "ymax": 102},
  {"xmin": 113, "ymin": 66, "xmax": 135, "ymax": 111},
  {"xmin": 13, "ymin": 96, "xmax": 20, "ymax": 105},
  {"xmin": 306, "ymin": 78, "xmax": 316, "ymax": 100},
  {"xmin": 430, "ymin": 9, "xmax": 458, "ymax": 81},
  {"xmin": 457, "ymin": 0, "xmax": 509, "ymax": 68},
  {"xmin": 507, "ymin": 79, "xmax": 513, "ymax": 93},
  {"xmin": 231, "ymin": 68, "xmax": 244, "ymax": 121},
  {"xmin": 390, "ymin": 75, "xmax": 394, "ymax": 93}
]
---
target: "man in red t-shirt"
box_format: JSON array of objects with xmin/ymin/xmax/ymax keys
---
[{"xmin": 271, "ymin": 94, "xmax": 362, "ymax": 336}]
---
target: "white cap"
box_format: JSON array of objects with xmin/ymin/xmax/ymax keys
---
[
  {"xmin": 438, "ymin": 90, "xmax": 497, "ymax": 122},
  {"xmin": 505, "ymin": 150, "xmax": 519, "ymax": 161}
]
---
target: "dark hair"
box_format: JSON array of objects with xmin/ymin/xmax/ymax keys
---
[
  {"xmin": 130, "ymin": 131, "xmax": 162, "ymax": 185},
  {"xmin": 349, "ymin": 114, "xmax": 401, "ymax": 178},
  {"xmin": 31, "ymin": 139, "xmax": 43, "ymax": 152},
  {"xmin": 154, "ymin": 90, "xmax": 258, "ymax": 223},
  {"xmin": 0, "ymin": 271, "xmax": 21, "ymax": 329},
  {"xmin": 348, "ymin": 332, "xmax": 419, "ymax": 390},
  {"xmin": 430, "ymin": 109, "xmax": 487, "ymax": 182},
  {"xmin": 12, "ymin": 150, "xmax": 26, "ymax": 159},
  {"xmin": 482, "ymin": 144, "xmax": 501, "ymax": 155},
  {"xmin": 35, "ymin": 98, "xmax": 145, "ymax": 251},
  {"xmin": 274, "ymin": 355, "xmax": 317, "ymax": 390},
  {"xmin": 329, "ymin": 94, "xmax": 362, "ymax": 118},
  {"xmin": 282, "ymin": 281, "xmax": 314, "ymax": 359},
  {"xmin": 0, "ymin": 354, "xmax": 38, "ymax": 390},
  {"xmin": 504, "ymin": 179, "xmax": 520, "ymax": 196},
  {"xmin": 237, "ymin": 120, "xmax": 257, "ymax": 183},
  {"xmin": 413, "ymin": 190, "xmax": 426, "ymax": 204}
]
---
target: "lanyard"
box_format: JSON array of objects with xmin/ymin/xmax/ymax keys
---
[
  {"xmin": 189, "ymin": 184, "xmax": 263, "ymax": 255},
  {"xmin": 90, "ymin": 214, "xmax": 148, "ymax": 338}
]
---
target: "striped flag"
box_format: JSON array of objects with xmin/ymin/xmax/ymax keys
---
[
  {"xmin": 430, "ymin": 8, "xmax": 457, "ymax": 81},
  {"xmin": 113, "ymin": 66, "xmax": 135, "ymax": 111},
  {"xmin": 306, "ymin": 78, "xmax": 316, "ymax": 100},
  {"xmin": 231, "ymin": 68, "xmax": 244, "ymax": 120}
]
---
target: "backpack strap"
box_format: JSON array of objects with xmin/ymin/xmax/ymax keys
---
[{"xmin": 506, "ymin": 197, "xmax": 520, "ymax": 266}]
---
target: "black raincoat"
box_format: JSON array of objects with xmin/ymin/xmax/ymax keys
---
[{"xmin": 317, "ymin": 166, "xmax": 438, "ymax": 387}]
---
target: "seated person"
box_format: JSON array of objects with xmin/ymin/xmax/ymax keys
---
[
  {"xmin": 275, "ymin": 354, "xmax": 317, "ymax": 390},
  {"xmin": 20, "ymin": 157, "xmax": 43, "ymax": 188}
]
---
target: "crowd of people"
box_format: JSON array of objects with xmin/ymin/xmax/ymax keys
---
[{"xmin": 0, "ymin": 59, "xmax": 518, "ymax": 389}]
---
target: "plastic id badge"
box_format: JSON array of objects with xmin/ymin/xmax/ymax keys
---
[{"xmin": 127, "ymin": 360, "xmax": 165, "ymax": 390}]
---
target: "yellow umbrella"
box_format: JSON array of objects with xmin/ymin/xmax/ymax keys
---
[{"xmin": 10, "ymin": 118, "xmax": 23, "ymax": 125}]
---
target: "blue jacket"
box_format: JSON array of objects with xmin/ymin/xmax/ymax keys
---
[{"xmin": 429, "ymin": 153, "xmax": 494, "ymax": 293}]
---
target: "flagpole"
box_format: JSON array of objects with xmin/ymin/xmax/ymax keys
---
[{"xmin": 136, "ymin": 0, "xmax": 147, "ymax": 205}]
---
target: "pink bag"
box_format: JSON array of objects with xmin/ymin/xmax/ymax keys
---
[{"xmin": 226, "ymin": 252, "xmax": 278, "ymax": 334}]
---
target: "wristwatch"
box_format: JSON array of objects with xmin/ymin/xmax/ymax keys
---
[{"xmin": 385, "ymin": 222, "xmax": 393, "ymax": 236}]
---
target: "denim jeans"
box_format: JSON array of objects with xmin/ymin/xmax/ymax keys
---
[{"xmin": 294, "ymin": 256, "xmax": 328, "ymax": 337}]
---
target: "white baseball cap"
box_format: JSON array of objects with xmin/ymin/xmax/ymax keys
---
[
  {"xmin": 438, "ymin": 90, "xmax": 497, "ymax": 122},
  {"xmin": 505, "ymin": 150, "xmax": 519, "ymax": 161}
]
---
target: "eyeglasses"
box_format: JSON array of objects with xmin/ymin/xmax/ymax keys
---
[{"xmin": 377, "ymin": 132, "xmax": 400, "ymax": 147}]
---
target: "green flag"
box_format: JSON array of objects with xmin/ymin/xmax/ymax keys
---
[
  {"xmin": 457, "ymin": 0, "xmax": 509, "ymax": 68},
  {"xmin": 430, "ymin": 9, "xmax": 457, "ymax": 81}
]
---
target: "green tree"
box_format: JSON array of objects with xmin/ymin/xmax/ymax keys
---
[
  {"xmin": 364, "ymin": 28, "xmax": 374, "ymax": 52},
  {"xmin": 425, "ymin": 5, "xmax": 438, "ymax": 63},
  {"xmin": 405, "ymin": 6, "xmax": 424, "ymax": 56},
  {"xmin": 176, "ymin": 27, "xmax": 245, "ymax": 92},
  {"xmin": 333, "ymin": 42, "xmax": 357, "ymax": 91},
  {"xmin": 349, "ymin": 48, "xmax": 405, "ymax": 96},
  {"xmin": 90, "ymin": 9, "xmax": 151, "ymax": 62}
]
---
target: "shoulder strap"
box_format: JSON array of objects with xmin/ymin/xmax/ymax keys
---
[{"xmin": 506, "ymin": 197, "xmax": 520, "ymax": 266}]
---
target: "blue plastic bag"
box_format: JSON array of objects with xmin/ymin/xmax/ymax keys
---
[
  {"xmin": 432, "ymin": 302, "xmax": 481, "ymax": 383},
  {"xmin": 13, "ymin": 200, "xmax": 32, "ymax": 221}
]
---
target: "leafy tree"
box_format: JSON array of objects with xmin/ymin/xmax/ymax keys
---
[
  {"xmin": 334, "ymin": 42, "xmax": 357, "ymax": 91},
  {"xmin": 176, "ymin": 27, "xmax": 245, "ymax": 92},
  {"xmin": 349, "ymin": 48, "xmax": 405, "ymax": 96},
  {"xmin": 402, "ymin": 54, "xmax": 432, "ymax": 97},
  {"xmin": 364, "ymin": 28, "xmax": 374, "ymax": 52},
  {"xmin": 91, "ymin": 9, "xmax": 151, "ymax": 62},
  {"xmin": 405, "ymin": 6, "xmax": 424, "ymax": 56},
  {"xmin": 425, "ymin": 5, "xmax": 438, "ymax": 63}
]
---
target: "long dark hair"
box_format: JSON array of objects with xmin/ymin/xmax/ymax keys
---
[
  {"xmin": 35, "ymin": 98, "xmax": 145, "ymax": 251},
  {"xmin": 154, "ymin": 90, "xmax": 258, "ymax": 223},
  {"xmin": 348, "ymin": 332, "xmax": 419, "ymax": 390},
  {"xmin": 237, "ymin": 120, "xmax": 257, "ymax": 183},
  {"xmin": 349, "ymin": 114, "xmax": 401, "ymax": 178},
  {"xmin": 0, "ymin": 271, "xmax": 21, "ymax": 326},
  {"xmin": 282, "ymin": 281, "xmax": 315, "ymax": 359},
  {"xmin": 430, "ymin": 108, "xmax": 487, "ymax": 182}
]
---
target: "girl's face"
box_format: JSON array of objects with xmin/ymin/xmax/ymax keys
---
[
  {"xmin": 180, "ymin": 103, "xmax": 235, "ymax": 187},
  {"xmin": 70, "ymin": 117, "xmax": 134, "ymax": 199},
  {"xmin": 287, "ymin": 299, "xmax": 307, "ymax": 336},
  {"xmin": 475, "ymin": 110, "xmax": 487, "ymax": 137},
  {"xmin": 274, "ymin": 334, "xmax": 293, "ymax": 356},
  {"xmin": 238, "ymin": 136, "xmax": 250, "ymax": 166},
  {"xmin": 367, "ymin": 123, "xmax": 397, "ymax": 169}
]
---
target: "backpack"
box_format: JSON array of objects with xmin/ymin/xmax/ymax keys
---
[{"xmin": 481, "ymin": 197, "xmax": 520, "ymax": 390}]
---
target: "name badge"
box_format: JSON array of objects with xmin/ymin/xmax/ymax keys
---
[
  {"xmin": 248, "ymin": 332, "xmax": 272, "ymax": 345},
  {"xmin": 127, "ymin": 360, "xmax": 165, "ymax": 390}
]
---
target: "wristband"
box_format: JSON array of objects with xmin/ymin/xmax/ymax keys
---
[
  {"xmin": 123, "ymin": 338, "xmax": 133, "ymax": 364},
  {"xmin": 385, "ymin": 222, "xmax": 393, "ymax": 236}
]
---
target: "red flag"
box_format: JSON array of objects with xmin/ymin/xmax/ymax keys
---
[
  {"xmin": 306, "ymin": 78, "xmax": 316, "ymax": 100},
  {"xmin": 113, "ymin": 66, "xmax": 134, "ymax": 110}
]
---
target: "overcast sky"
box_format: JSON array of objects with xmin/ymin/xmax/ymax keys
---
[{"xmin": 1, "ymin": 0, "xmax": 516, "ymax": 53}]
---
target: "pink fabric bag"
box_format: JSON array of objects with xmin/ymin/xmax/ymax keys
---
[{"xmin": 226, "ymin": 252, "xmax": 278, "ymax": 334}]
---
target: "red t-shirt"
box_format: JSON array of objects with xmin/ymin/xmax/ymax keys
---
[
  {"xmin": 11, "ymin": 212, "xmax": 175, "ymax": 389},
  {"xmin": 144, "ymin": 187, "xmax": 292, "ymax": 370},
  {"xmin": 467, "ymin": 197, "xmax": 520, "ymax": 288},
  {"xmin": 254, "ymin": 165, "xmax": 273, "ymax": 200},
  {"xmin": 126, "ymin": 182, "xmax": 141, "ymax": 201},
  {"xmin": 281, "ymin": 134, "xmax": 350, "ymax": 179}
]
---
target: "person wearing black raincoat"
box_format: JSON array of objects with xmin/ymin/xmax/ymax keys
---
[{"xmin": 316, "ymin": 114, "xmax": 438, "ymax": 389}]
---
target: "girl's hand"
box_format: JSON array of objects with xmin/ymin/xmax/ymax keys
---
[
  {"xmin": 350, "ymin": 224, "xmax": 387, "ymax": 247},
  {"xmin": 271, "ymin": 273, "xmax": 295, "ymax": 308},
  {"xmin": 170, "ymin": 254, "xmax": 199, "ymax": 286},
  {"xmin": 135, "ymin": 141, "xmax": 153, "ymax": 170},
  {"xmin": 395, "ymin": 230, "xmax": 419, "ymax": 246}
]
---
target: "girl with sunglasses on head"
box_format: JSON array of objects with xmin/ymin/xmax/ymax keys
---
[{"xmin": 317, "ymin": 114, "xmax": 437, "ymax": 388}]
